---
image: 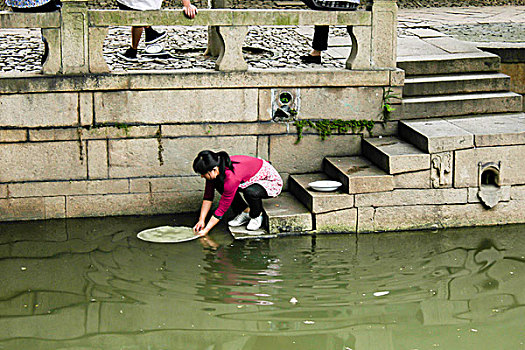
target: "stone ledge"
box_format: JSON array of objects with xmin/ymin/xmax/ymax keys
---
[
  {"xmin": 355, "ymin": 188, "xmax": 467, "ymax": 207},
  {"xmin": 289, "ymin": 173, "xmax": 354, "ymax": 213},
  {"xmin": 0, "ymin": 70, "xmax": 391, "ymax": 94},
  {"xmin": 6, "ymin": 179, "xmax": 129, "ymax": 198},
  {"xmin": 315, "ymin": 208, "xmax": 357, "ymax": 233},
  {"xmin": 447, "ymin": 113, "xmax": 525, "ymax": 147},
  {"xmin": 323, "ymin": 156, "xmax": 394, "ymax": 194},
  {"xmin": 358, "ymin": 200, "xmax": 525, "ymax": 233}
]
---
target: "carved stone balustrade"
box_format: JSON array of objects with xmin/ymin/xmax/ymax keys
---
[{"xmin": 0, "ymin": 0, "xmax": 397, "ymax": 75}]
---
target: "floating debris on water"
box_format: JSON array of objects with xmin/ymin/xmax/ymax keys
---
[{"xmin": 373, "ymin": 291, "xmax": 390, "ymax": 297}]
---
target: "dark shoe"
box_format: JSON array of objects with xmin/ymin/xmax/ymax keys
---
[
  {"xmin": 145, "ymin": 29, "xmax": 167, "ymax": 45},
  {"xmin": 300, "ymin": 54, "xmax": 321, "ymax": 64},
  {"xmin": 117, "ymin": 47, "xmax": 138, "ymax": 62}
]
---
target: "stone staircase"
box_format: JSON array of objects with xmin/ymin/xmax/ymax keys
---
[{"xmin": 256, "ymin": 50, "xmax": 524, "ymax": 237}]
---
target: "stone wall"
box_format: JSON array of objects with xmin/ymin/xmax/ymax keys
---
[{"xmin": 0, "ymin": 70, "xmax": 400, "ymax": 221}]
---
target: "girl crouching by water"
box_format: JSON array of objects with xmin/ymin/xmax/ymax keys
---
[{"xmin": 193, "ymin": 150, "xmax": 283, "ymax": 235}]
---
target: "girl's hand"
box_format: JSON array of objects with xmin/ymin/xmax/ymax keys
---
[
  {"xmin": 193, "ymin": 220, "xmax": 205, "ymax": 233},
  {"xmin": 198, "ymin": 227, "xmax": 209, "ymax": 236},
  {"xmin": 183, "ymin": 4, "xmax": 197, "ymax": 19}
]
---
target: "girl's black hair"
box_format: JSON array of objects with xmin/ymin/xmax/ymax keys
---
[{"xmin": 193, "ymin": 150, "xmax": 236, "ymax": 189}]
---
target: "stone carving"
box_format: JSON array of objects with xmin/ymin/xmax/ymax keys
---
[{"xmin": 431, "ymin": 152, "xmax": 452, "ymax": 188}]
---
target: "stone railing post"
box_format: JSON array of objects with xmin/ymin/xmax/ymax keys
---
[
  {"xmin": 371, "ymin": 0, "xmax": 397, "ymax": 69},
  {"xmin": 206, "ymin": 0, "xmax": 229, "ymax": 57},
  {"xmin": 60, "ymin": 0, "xmax": 89, "ymax": 74},
  {"xmin": 215, "ymin": 25, "xmax": 248, "ymax": 71}
]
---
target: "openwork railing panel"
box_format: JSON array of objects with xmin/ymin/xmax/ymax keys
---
[{"xmin": 0, "ymin": 0, "xmax": 397, "ymax": 75}]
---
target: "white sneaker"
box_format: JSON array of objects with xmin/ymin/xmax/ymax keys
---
[
  {"xmin": 246, "ymin": 215, "xmax": 263, "ymax": 231},
  {"xmin": 228, "ymin": 212, "xmax": 250, "ymax": 227}
]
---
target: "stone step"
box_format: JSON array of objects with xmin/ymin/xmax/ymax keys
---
[
  {"xmin": 399, "ymin": 118, "xmax": 475, "ymax": 153},
  {"xmin": 264, "ymin": 192, "xmax": 313, "ymax": 235},
  {"xmin": 397, "ymin": 52, "xmax": 500, "ymax": 76},
  {"xmin": 362, "ymin": 136, "xmax": 430, "ymax": 174},
  {"xmin": 403, "ymin": 73, "xmax": 511, "ymax": 97},
  {"xmin": 289, "ymin": 173, "xmax": 354, "ymax": 214},
  {"xmin": 396, "ymin": 92, "xmax": 523, "ymax": 119},
  {"xmin": 446, "ymin": 113, "xmax": 525, "ymax": 147},
  {"xmin": 323, "ymin": 156, "xmax": 394, "ymax": 194}
]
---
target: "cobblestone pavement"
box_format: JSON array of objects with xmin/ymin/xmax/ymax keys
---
[
  {"xmin": 0, "ymin": 26, "xmax": 350, "ymax": 73},
  {"xmin": 0, "ymin": 6, "xmax": 523, "ymax": 73}
]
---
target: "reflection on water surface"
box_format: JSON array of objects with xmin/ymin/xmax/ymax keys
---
[{"xmin": 0, "ymin": 215, "xmax": 524, "ymax": 350}]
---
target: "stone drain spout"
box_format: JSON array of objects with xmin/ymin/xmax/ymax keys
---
[{"xmin": 477, "ymin": 161, "xmax": 503, "ymax": 209}]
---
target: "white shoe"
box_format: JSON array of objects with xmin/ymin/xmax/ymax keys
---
[
  {"xmin": 228, "ymin": 212, "xmax": 250, "ymax": 227},
  {"xmin": 246, "ymin": 215, "xmax": 263, "ymax": 231}
]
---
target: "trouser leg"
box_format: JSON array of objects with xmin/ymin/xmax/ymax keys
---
[
  {"xmin": 242, "ymin": 184, "xmax": 269, "ymax": 218},
  {"xmin": 229, "ymin": 190, "xmax": 249, "ymax": 215},
  {"xmin": 312, "ymin": 25, "xmax": 329, "ymax": 51}
]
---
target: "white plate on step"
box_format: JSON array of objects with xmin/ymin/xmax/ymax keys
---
[
  {"xmin": 137, "ymin": 226, "xmax": 200, "ymax": 243},
  {"xmin": 308, "ymin": 180, "xmax": 342, "ymax": 192}
]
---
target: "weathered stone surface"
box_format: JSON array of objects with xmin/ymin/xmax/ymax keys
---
[
  {"xmin": 215, "ymin": 26, "xmax": 249, "ymax": 72},
  {"xmin": 129, "ymin": 176, "xmax": 203, "ymax": 193},
  {"xmin": 94, "ymin": 89, "xmax": 258, "ymax": 124},
  {"xmin": 406, "ymin": 28, "xmax": 447, "ymax": 38},
  {"xmin": 0, "ymin": 93, "xmax": 79, "ymax": 127},
  {"xmin": 357, "ymin": 206, "xmax": 375, "ymax": 233},
  {"xmin": 289, "ymin": 173, "xmax": 354, "ymax": 213},
  {"xmin": 0, "ymin": 70, "xmax": 391, "ymax": 94},
  {"xmin": 315, "ymin": 208, "xmax": 357, "ymax": 233},
  {"xmin": 0, "ymin": 129, "xmax": 26, "ymax": 142},
  {"xmin": 298, "ymin": 87, "xmax": 383, "ymax": 120},
  {"xmin": 29, "ymin": 128, "xmax": 78, "ymax": 142},
  {"xmin": 80, "ymin": 92, "xmax": 93, "ymax": 126},
  {"xmin": 397, "ymin": 52, "xmax": 500, "ymax": 76},
  {"xmin": 66, "ymin": 191, "xmax": 202, "ymax": 218},
  {"xmin": 0, "ymin": 197, "xmax": 45, "ymax": 221},
  {"xmin": 447, "ymin": 113, "xmax": 525, "ymax": 147},
  {"xmin": 399, "ymin": 119, "xmax": 474, "ymax": 153},
  {"xmin": 454, "ymin": 145, "xmax": 525, "ymax": 187},
  {"xmin": 85, "ymin": 126, "xmax": 159, "ymax": 140},
  {"xmin": 269, "ymin": 135, "xmax": 361, "ymax": 174},
  {"xmin": 468, "ymin": 186, "xmax": 510, "ymax": 203},
  {"xmin": 8, "ymin": 180, "xmax": 128, "ymax": 198},
  {"xmin": 347, "ymin": 25, "xmax": 372, "ymax": 70},
  {"xmin": 355, "ymin": 188, "xmax": 467, "ymax": 207},
  {"xmin": 393, "ymin": 169, "xmax": 431, "ymax": 189},
  {"xmin": 162, "ymin": 122, "xmax": 288, "ymax": 138},
  {"xmin": 390, "ymin": 68, "xmax": 405, "ymax": 87},
  {"xmin": 367, "ymin": 201, "xmax": 525, "ymax": 232},
  {"xmin": 0, "ymin": 141, "xmax": 87, "ymax": 182},
  {"xmin": 257, "ymin": 135, "xmax": 269, "ymax": 161},
  {"xmin": 324, "ymin": 156, "xmax": 394, "ymax": 194},
  {"xmin": 265, "ymin": 193, "xmax": 313, "ymax": 235},
  {"xmin": 44, "ymin": 196, "xmax": 66, "ymax": 219},
  {"xmin": 397, "ymin": 37, "xmax": 448, "ymax": 57},
  {"xmin": 108, "ymin": 136, "xmax": 257, "ymax": 178},
  {"xmin": 362, "ymin": 136, "xmax": 430, "ymax": 174},
  {"xmin": 511, "ymin": 185, "xmax": 525, "ymax": 200},
  {"xmin": 397, "ymin": 92, "xmax": 523, "ymax": 120},
  {"xmin": 403, "ymin": 73, "xmax": 510, "ymax": 97},
  {"xmin": 87, "ymin": 140, "xmax": 108, "ymax": 179},
  {"xmin": 371, "ymin": 0, "xmax": 397, "ymax": 69},
  {"xmin": 258, "ymin": 89, "xmax": 273, "ymax": 122},
  {"xmin": 0, "ymin": 184, "xmax": 7, "ymax": 198},
  {"xmin": 424, "ymin": 36, "xmax": 480, "ymax": 54}
]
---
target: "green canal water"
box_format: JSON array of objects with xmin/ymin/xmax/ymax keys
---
[{"xmin": 0, "ymin": 215, "xmax": 524, "ymax": 350}]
